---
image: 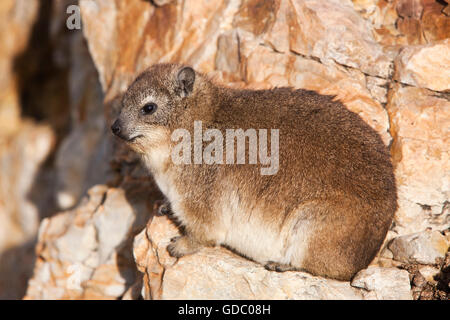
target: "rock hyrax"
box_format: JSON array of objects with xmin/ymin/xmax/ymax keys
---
[{"xmin": 112, "ymin": 63, "xmax": 397, "ymax": 281}]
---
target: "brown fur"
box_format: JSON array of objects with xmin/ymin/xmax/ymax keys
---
[{"xmin": 113, "ymin": 63, "xmax": 397, "ymax": 281}]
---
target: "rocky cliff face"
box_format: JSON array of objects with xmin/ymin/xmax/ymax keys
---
[{"xmin": 0, "ymin": 0, "xmax": 448, "ymax": 300}]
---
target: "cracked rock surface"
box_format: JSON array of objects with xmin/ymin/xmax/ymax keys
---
[{"xmin": 0, "ymin": 0, "xmax": 448, "ymax": 299}]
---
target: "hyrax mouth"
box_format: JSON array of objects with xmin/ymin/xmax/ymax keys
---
[{"xmin": 126, "ymin": 135, "xmax": 143, "ymax": 143}]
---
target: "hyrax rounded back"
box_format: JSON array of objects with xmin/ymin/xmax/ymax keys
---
[{"xmin": 112, "ymin": 63, "xmax": 397, "ymax": 281}]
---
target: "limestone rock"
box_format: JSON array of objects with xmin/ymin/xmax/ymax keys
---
[
  {"xmin": 0, "ymin": 0, "xmax": 42, "ymax": 300},
  {"xmin": 387, "ymin": 85, "xmax": 450, "ymax": 234},
  {"xmin": 0, "ymin": 0, "xmax": 38, "ymax": 133},
  {"xmin": 79, "ymin": 0, "xmax": 393, "ymax": 143},
  {"xmin": 0, "ymin": 123, "xmax": 55, "ymax": 248},
  {"xmin": 418, "ymin": 265, "xmax": 440, "ymax": 284},
  {"xmin": 237, "ymin": 39, "xmax": 391, "ymax": 144},
  {"xmin": 134, "ymin": 216, "xmax": 364, "ymax": 300},
  {"xmin": 394, "ymin": 39, "xmax": 450, "ymax": 91},
  {"xmin": 0, "ymin": 0, "xmax": 107, "ymax": 299},
  {"xmin": 161, "ymin": 249, "xmax": 362, "ymax": 300},
  {"xmin": 0, "ymin": 0, "xmax": 447, "ymax": 300},
  {"xmin": 353, "ymin": 0, "xmax": 449, "ymax": 46},
  {"xmin": 25, "ymin": 182, "xmax": 159, "ymax": 300},
  {"xmin": 351, "ymin": 266, "xmax": 412, "ymax": 300},
  {"xmin": 133, "ymin": 215, "xmax": 179, "ymax": 300},
  {"xmin": 133, "ymin": 215, "xmax": 418, "ymax": 300},
  {"xmin": 54, "ymin": 31, "xmax": 107, "ymax": 210},
  {"xmin": 388, "ymin": 230, "xmax": 450, "ymax": 264},
  {"xmin": 353, "ymin": 0, "xmax": 406, "ymax": 47},
  {"xmin": 420, "ymin": 0, "xmax": 450, "ymax": 43},
  {"xmin": 0, "ymin": 123, "xmax": 55, "ymax": 299},
  {"xmin": 237, "ymin": 0, "xmax": 393, "ymax": 78}
]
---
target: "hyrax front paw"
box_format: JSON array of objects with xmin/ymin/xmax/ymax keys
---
[
  {"xmin": 264, "ymin": 261, "xmax": 296, "ymax": 272},
  {"xmin": 167, "ymin": 236, "xmax": 201, "ymax": 258},
  {"xmin": 154, "ymin": 200, "xmax": 172, "ymax": 216}
]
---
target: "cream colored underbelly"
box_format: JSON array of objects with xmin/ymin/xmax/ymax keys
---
[
  {"xmin": 149, "ymin": 162, "xmax": 311, "ymax": 267},
  {"xmin": 217, "ymin": 190, "xmax": 311, "ymax": 266}
]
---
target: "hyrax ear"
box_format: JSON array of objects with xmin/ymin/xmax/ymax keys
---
[{"xmin": 176, "ymin": 66, "xmax": 195, "ymax": 97}]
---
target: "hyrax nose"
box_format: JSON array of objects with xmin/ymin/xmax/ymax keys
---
[{"xmin": 111, "ymin": 119, "xmax": 121, "ymax": 136}]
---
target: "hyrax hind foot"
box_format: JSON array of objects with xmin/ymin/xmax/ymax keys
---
[
  {"xmin": 264, "ymin": 261, "xmax": 297, "ymax": 272},
  {"xmin": 167, "ymin": 235, "xmax": 202, "ymax": 258}
]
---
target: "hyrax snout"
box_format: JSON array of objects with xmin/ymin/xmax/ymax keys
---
[{"xmin": 112, "ymin": 63, "xmax": 397, "ymax": 281}]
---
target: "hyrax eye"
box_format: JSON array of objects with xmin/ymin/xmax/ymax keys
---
[{"xmin": 141, "ymin": 103, "xmax": 157, "ymax": 115}]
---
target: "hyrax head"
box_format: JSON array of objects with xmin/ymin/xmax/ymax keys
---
[{"xmin": 111, "ymin": 63, "xmax": 197, "ymax": 151}]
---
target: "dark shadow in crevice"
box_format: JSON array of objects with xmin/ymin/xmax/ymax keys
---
[
  {"xmin": 113, "ymin": 159, "xmax": 165, "ymax": 300},
  {"xmin": 0, "ymin": 239, "xmax": 36, "ymax": 299},
  {"xmin": 14, "ymin": 0, "xmax": 73, "ymax": 220},
  {"xmin": 435, "ymin": 250, "xmax": 450, "ymax": 298},
  {"xmin": 0, "ymin": 1, "xmax": 72, "ymax": 299}
]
